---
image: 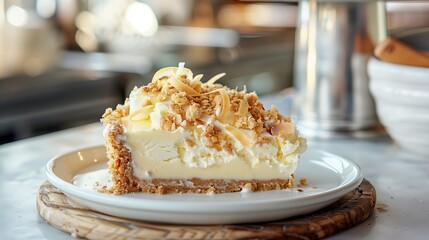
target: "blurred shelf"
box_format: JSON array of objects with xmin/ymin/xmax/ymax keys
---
[{"xmin": 0, "ymin": 70, "xmax": 126, "ymax": 143}]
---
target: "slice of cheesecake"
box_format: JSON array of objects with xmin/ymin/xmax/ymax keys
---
[{"xmin": 101, "ymin": 63, "xmax": 306, "ymax": 194}]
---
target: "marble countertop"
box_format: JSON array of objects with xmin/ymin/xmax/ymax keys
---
[{"xmin": 1, "ymin": 120, "xmax": 429, "ymax": 239}]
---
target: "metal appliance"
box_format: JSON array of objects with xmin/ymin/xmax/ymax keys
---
[{"xmin": 293, "ymin": 0, "xmax": 387, "ymax": 137}]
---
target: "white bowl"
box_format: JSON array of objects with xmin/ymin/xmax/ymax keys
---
[{"xmin": 368, "ymin": 57, "xmax": 429, "ymax": 156}]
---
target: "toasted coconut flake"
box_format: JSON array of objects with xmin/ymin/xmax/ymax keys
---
[
  {"xmin": 130, "ymin": 105, "xmax": 154, "ymax": 122},
  {"xmin": 271, "ymin": 122, "xmax": 295, "ymax": 136},
  {"xmin": 217, "ymin": 88, "xmax": 230, "ymax": 122},
  {"xmin": 176, "ymin": 62, "xmax": 185, "ymax": 75},
  {"xmin": 152, "ymin": 67, "xmax": 175, "ymax": 82},
  {"xmin": 152, "ymin": 67, "xmax": 193, "ymax": 83},
  {"xmin": 198, "ymin": 89, "xmax": 220, "ymax": 96},
  {"xmin": 225, "ymin": 125, "xmax": 255, "ymax": 148},
  {"xmin": 191, "ymin": 74, "xmax": 204, "ymax": 88},
  {"xmin": 168, "ymin": 75, "xmax": 200, "ymax": 96},
  {"xmin": 238, "ymin": 99, "xmax": 249, "ymax": 116},
  {"xmin": 206, "ymin": 73, "xmax": 226, "ymax": 85}
]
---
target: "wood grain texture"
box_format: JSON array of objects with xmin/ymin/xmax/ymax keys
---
[{"xmin": 37, "ymin": 179, "xmax": 376, "ymax": 240}]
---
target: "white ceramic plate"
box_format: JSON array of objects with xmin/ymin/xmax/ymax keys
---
[{"xmin": 45, "ymin": 146, "xmax": 363, "ymax": 225}]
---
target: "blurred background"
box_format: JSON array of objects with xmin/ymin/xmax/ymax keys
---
[{"xmin": 0, "ymin": 0, "xmax": 428, "ymax": 144}]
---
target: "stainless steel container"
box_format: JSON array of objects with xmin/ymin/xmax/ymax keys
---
[{"xmin": 293, "ymin": 0, "xmax": 387, "ymax": 137}]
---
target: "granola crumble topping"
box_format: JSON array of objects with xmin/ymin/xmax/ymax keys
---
[{"xmin": 101, "ymin": 64, "xmax": 298, "ymax": 152}]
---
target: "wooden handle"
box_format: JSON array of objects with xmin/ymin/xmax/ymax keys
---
[{"xmin": 374, "ymin": 37, "xmax": 429, "ymax": 67}]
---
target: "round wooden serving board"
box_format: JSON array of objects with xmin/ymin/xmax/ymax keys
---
[{"xmin": 37, "ymin": 179, "xmax": 376, "ymax": 240}]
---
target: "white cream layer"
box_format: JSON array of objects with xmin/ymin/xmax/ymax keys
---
[{"xmin": 124, "ymin": 127, "xmax": 301, "ymax": 180}]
